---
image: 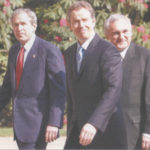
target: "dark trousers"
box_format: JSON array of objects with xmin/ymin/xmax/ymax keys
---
[
  {"xmin": 64, "ymin": 122, "xmax": 83, "ymax": 149},
  {"xmin": 64, "ymin": 106, "xmax": 127, "ymax": 149},
  {"xmin": 16, "ymin": 136, "xmax": 47, "ymax": 150},
  {"xmin": 64, "ymin": 122, "xmax": 127, "ymax": 149},
  {"xmin": 135, "ymin": 135, "xmax": 142, "ymax": 150}
]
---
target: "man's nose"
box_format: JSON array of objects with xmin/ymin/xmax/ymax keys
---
[
  {"xmin": 119, "ymin": 33, "xmax": 124, "ymax": 39},
  {"xmin": 79, "ymin": 21, "xmax": 84, "ymax": 27},
  {"xmin": 18, "ymin": 24, "xmax": 23, "ymax": 30}
]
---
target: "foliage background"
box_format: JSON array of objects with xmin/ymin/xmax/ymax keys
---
[{"xmin": 0, "ymin": 0, "xmax": 150, "ymax": 126}]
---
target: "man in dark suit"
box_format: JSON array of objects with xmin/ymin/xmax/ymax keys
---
[
  {"xmin": 0, "ymin": 8, "xmax": 66, "ymax": 150},
  {"xmin": 105, "ymin": 13, "xmax": 150, "ymax": 150},
  {"xmin": 64, "ymin": 1, "xmax": 127, "ymax": 149}
]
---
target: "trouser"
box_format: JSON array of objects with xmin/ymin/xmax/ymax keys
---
[
  {"xmin": 64, "ymin": 122, "xmax": 127, "ymax": 149},
  {"xmin": 64, "ymin": 105, "xmax": 128, "ymax": 149},
  {"xmin": 16, "ymin": 136, "xmax": 47, "ymax": 150}
]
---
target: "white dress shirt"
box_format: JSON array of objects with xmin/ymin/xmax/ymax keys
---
[
  {"xmin": 120, "ymin": 47, "xmax": 128, "ymax": 60},
  {"xmin": 21, "ymin": 34, "xmax": 36, "ymax": 65},
  {"xmin": 77, "ymin": 33, "xmax": 95, "ymax": 51}
]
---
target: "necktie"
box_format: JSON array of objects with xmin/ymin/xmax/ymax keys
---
[
  {"xmin": 77, "ymin": 47, "xmax": 85, "ymax": 72},
  {"xmin": 16, "ymin": 47, "xmax": 24, "ymax": 89}
]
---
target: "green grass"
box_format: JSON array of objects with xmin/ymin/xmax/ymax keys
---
[
  {"xmin": 60, "ymin": 124, "xmax": 67, "ymax": 136},
  {"xmin": 0, "ymin": 125, "xmax": 66, "ymax": 137},
  {"xmin": 0, "ymin": 127, "xmax": 13, "ymax": 137}
]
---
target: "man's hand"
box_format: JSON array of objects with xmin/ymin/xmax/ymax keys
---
[
  {"xmin": 142, "ymin": 134, "xmax": 150, "ymax": 150},
  {"xmin": 45, "ymin": 125, "xmax": 58, "ymax": 143},
  {"xmin": 79, "ymin": 123, "xmax": 97, "ymax": 146}
]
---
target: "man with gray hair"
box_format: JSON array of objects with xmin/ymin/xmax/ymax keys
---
[
  {"xmin": 105, "ymin": 13, "xmax": 150, "ymax": 150},
  {"xmin": 0, "ymin": 8, "xmax": 66, "ymax": 150}
]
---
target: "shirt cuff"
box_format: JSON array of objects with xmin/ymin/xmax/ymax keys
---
[{"xmin": 143, "ymin": 133, "xmax": 150, "ymax": 139}]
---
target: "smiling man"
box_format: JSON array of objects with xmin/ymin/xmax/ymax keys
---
[
  {"xmin": 105, "ymin": 13, "xmax": 150, "ymax": 150},
  {"xmin": 64, "ymin": 1, "xmax": 127, "ymax": 149}
]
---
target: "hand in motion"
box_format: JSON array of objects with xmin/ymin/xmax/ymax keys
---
[
  {"xmin": 45, "ymin": 125, "xmax": 58, "ymax": 143},
  {"xmin": 142, "ymin": 135, "xmax": 150, "ymax": 150},
  {"xmin": 79, "ymin": 123, "xmax": 97, "ymax": 146}
]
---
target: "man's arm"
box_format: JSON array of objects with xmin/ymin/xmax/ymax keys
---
[
  {"xmin": 45, "ymin": 43, "xmax": 66, "ymax": 142},
  {"xmin": 142, "ymin": 51, "xmax": 150, "ymax": 150},
  {"xmin": 87, "ymin": 44, "xmax": 122, "ymax": 132},
  {"xmin": 80, "ymin": 43, "xmax": 123, "ymax": 146}
]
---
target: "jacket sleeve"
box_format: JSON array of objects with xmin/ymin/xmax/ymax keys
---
[
  {"xmin": 64, "ymin": 51, "xmax": 73, "ymax": 136},
  {"xmin": 143, "ymin": 52, "xmax": 150, "ymax": 134},
  {"xmin": 46, "ymin": 43, "xmax": 66, "ymax": 128},
  {"xmin": 88, "ymin": 44, "xmax": 123, "ymax": 132}
]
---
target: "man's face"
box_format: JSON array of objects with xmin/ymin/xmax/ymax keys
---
[
  {"xmin": 106, "ymin": 19, "xmax": 132, "ymax": 51},
  {"xmin": 12, "ymin": 13, "xmax": 36, "ymax": 45},
  {"xmin": 69, "ymin": 8, "xmax": 96, "ymax": 45}
]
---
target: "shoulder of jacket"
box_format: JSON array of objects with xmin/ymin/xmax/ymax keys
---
[
  {"xmin": 64, "ymin": 43, "xmax": 76, "ymax": 55},
  {"xmin": 132, "ymin": 42, "xmax": 150, "ymax": 56}
]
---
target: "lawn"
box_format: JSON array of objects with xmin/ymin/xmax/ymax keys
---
[
  {"xmin": 0, "ymin": 127, "xmax": 13, "ymax": 137},
  {"xmin": 0, "ymin": 125, "xmax": 66, "ymax": 137}
]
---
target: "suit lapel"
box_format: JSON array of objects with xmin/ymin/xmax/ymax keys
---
[
  {"xmin": 71, "ymin": 44, "xmax": 79, "ymax": 81},
  {"xmin": 78, "ymin": 34, "xmax": 100, "ymax": 77},
  {"xmin": 12, "ymin": 44, "xmax": 21, "ymax": 90},
  {"xmin": 23, "ymin": 37, "xmax": 40, "ymax": 74},
  {"xmin": 69, "ymin": 43, "xmax": 85, "ymax": 81},
  {"xmin": 122, "ymin": 43, "xmax": 136, "ymax": 79},
  {"xmin": 71, "ymin": 34, "xmax": 100, "ymax": 80},
  {"xmin": 122, "ymin": 43, "xmax": 135, "ymax": 68},
  {"xmin": 11, "ymin": 37, "xmax": 39, "ymax": 91},
  {"xmin": 17, "ymin": 37, "xmax": 39, "ymax": 89}
]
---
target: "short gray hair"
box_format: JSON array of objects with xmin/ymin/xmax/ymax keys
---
[
  {"xmin": 104, "ymin": 14, "xmax": 132, "ymax": 35},
  {"xmin": 11, "ymin": 8, "xmax": 37, "ymax": 28}
]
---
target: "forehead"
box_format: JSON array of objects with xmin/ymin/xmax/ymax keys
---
[
  {"xmin": 110, "ymin": 19, "xmax": 131, "ymax": 31},
  {"xmin": 12, "ymin": 13, "xmax": 30, "ymax": 23},
  {"xmin": 71, "ymin": 8, "xmax": 92, "ymax": 20}
]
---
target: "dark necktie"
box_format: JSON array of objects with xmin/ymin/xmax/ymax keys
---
[{"xmin": 16, "ymin": 47, "xmax": 24, "ymax": 89}]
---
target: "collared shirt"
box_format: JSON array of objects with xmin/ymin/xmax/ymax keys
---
[
  {"xmin": 21, "ymin": 34, "xmax": 36, "ymax": 65},
  {"xmin": 77, "ymin": 33, "xmax": 95, "ymax": 51},
  {"xmin": 120, "ymin": 47, "xmax": 128, "ymax": 60}
]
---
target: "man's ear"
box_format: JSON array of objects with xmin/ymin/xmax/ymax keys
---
[
  {"xmin": 106, "ymin": 34, "xmax": 109, "ymax": 40},
  {"xmin": 105, "ymin": 32, "xmax": 110, "ymax": 40},
  {"xmin": 32, "ymin": 23, "xmax": 37, "ymax": 32},
  {"xmin": 92, "ymin": 18, "xmax": 96, "ymax": 27}
]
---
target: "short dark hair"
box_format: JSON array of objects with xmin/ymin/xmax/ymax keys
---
[{"xmin": 67, "ymin": 1, "xmax": 95, "ymax": 22}]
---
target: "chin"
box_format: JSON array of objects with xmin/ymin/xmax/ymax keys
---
[{"xmin": 118, "ymin": 45, "xmax": 127, "ymax": 50}]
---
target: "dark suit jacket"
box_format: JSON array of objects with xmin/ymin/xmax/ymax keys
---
[
  {"xmin": 64, "ymin": 34, "xmax": 126, "ymax": 148},
  {"xmin": 121, "ymin": 42, "xmax": 150, "ymax": 150},
  {"xmin": 0, "ymin": 36, "xmax": 66, "ymax": 143}
]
